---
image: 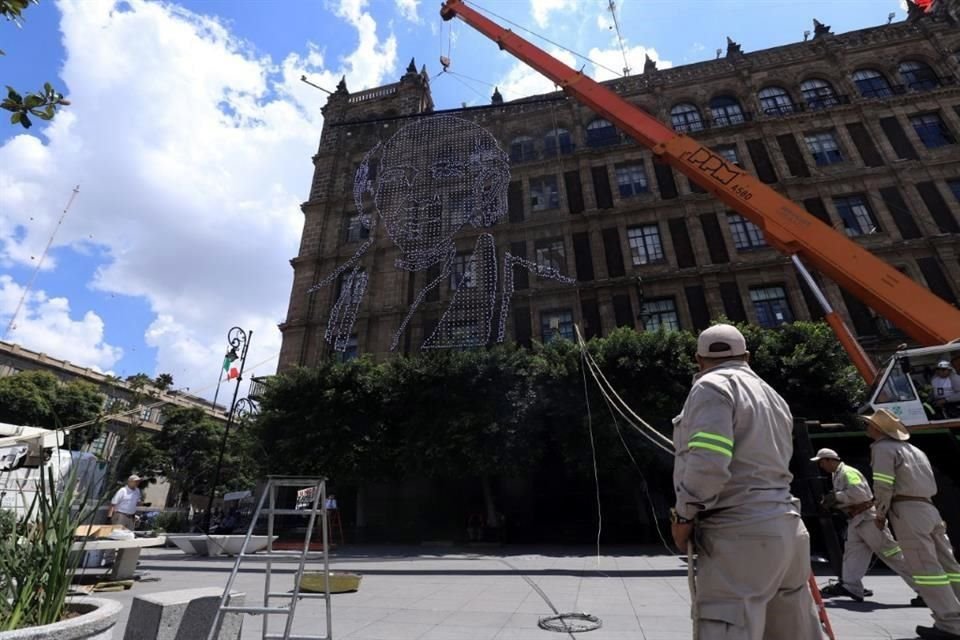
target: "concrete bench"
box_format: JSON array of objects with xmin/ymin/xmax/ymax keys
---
[
  {"xmin": 122, "ymin": 587, "xmax": 244, "ymax": 640},
  {"xmin": 167, "ymin": 535, "xmax": 275, "ymax": 557},
  {"xmin": 72, "ymin": 536, "xmax": 167, "ymax": 580}
]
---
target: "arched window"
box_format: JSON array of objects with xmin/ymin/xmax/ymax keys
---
[
  {"xmin": 852, "ymin": 69, "xmax": 893, "ymax": 98},
  {"xmin": 670, "ymin": 103, "xmax": 704, "ymax": 133},
  {"xmin": 586, "ymin": 118, "xmax": 619, "ymax": 147},
  {"xmin": 709, "ymin": 95, "xmax": 746, "ymax": 127},
  {"xmin": 544, "ymin": 128, "xmax": 573, "ymax": 156},
  {"xmin": 509, "ymin": 136, "xmax": 535, "ymax": 162},
  {"xmin": 899, "ymin": 60, "xmax": 940, "ymax": 91},
  {"xmin": 800, "ymin": 79, "xmax": 839, "ymax": 110},
  {"xmin": 758, "ymin": 87, "xmax": 795, "ymax": 116}
]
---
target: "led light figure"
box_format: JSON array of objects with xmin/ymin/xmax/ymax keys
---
[{"xmin": 310, "ymin": 115, "xmax": 574, "ymax": 352}]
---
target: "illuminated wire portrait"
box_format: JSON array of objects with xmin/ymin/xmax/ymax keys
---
[{"xmin": 310, "ymin": 115, "xmax": 574, "ymax": 352}]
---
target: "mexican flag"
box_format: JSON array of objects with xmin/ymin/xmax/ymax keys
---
[{"xmin": 223, "ymin": 352, "xmax": 240, "ymax": 380}]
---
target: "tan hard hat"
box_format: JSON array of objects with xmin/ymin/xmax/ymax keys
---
[
  {"xmin": 859, "ymin": 409, "xmax": 910, "ymax": 441},
  {"xmin": 810, "ymin": 448, "xmax": 841, "ymax": 462}
]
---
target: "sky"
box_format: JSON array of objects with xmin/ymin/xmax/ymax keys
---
[{"xmin": 0, "ymin": 0, "xmax": 906, "ymax": 402}]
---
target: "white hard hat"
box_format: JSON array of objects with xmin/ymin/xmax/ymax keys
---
[
  {"xmin": 810, "ymin": 448, "xmax": 841, "ymax": 462},
  {"xmin": 936, "ymin": 360, "xmax": 952, "ymax": 370}
]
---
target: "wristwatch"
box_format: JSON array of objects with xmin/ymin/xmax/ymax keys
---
[{"xmin": 670, "ymin": 508, "xmax": 693, "ymax": 525}]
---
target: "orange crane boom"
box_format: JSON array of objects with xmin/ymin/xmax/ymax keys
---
[{"xmin": 440, "ymin": 0, "xmax": 960, "ymax": 381}]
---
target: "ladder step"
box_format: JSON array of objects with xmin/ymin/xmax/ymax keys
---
[
  {"xmin": 258, "ymin": 509, "xmax": 323, "ymax": 516},
  {"xmin": 268, "ymin": 591, "xmax": 328, "ymax": 599},
  {"xmin": 239, "ymin": 553, "xmax": 327, "ymax": 562},
  {"xmin": 263, "ymin": 634, "xmax": 328, "ymax": 640},
  {"xmin": 220, "ymin": 605, "xmax": 290, "ymax": 614}
]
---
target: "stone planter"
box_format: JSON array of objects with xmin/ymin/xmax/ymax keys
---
[{"xmin": 0, "ymin": 598, "xmax": 122, "ymax": 640}]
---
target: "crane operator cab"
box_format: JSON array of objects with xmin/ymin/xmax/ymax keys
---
[{"xmin": 862, "ymin": 345, "xmax": 960, "ymax": 429}]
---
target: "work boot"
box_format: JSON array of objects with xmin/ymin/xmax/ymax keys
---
[
  {"xmin": 819, "ymin": 582, "xmax": 864, "ymax": 602},
  {"xmin": 912, "ymin": 595, "xmax": 927, "ymax": 607},
  {"xmin": 917, "ymin": 625, "xmax": 960, "ymax": 639}
]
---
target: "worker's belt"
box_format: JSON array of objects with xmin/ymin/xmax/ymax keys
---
[
  {"xmin": 892, "ymin": 496, "xmax": 932, "ymax": 504},
  {"xmin": 845, "ymin": 501, "xmax": 874, "ymax": 517},
  {"xmin": 698, "ymin": 506, "xmax": 732, "ymax": 521}
]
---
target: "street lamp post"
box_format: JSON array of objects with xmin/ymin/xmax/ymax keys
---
[{"xmin": 205, "ymin": 327, "xmax": 252, "ymax": 532}]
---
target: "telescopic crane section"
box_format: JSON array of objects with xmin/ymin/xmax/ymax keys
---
[{"xmin": 441, "ymin": 0, "xmax": 960, "ymax": 350}]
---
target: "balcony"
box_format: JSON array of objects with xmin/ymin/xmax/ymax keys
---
[
  {"xmin": 248, "ymin": 376, "xmax": 271, "ymax": 401},
  {"xmin": 761, "ymin": 103, "xmax": 803, "ymax": 118},
  {"xmin": 804, "ymin": 94, "xmax": 851, "ymax": 111},
  {"xmin": 710, "ymin": 111, "xmax": 754, "ymax": 129}
]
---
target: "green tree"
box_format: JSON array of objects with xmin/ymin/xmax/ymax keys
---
[
  {"xmin": 0, "ymin": 370, "xmax": 104, "ymax": 444},
  {"xmin": 1, "ymin": 0, "xmax": 69, "ymax": 128}
]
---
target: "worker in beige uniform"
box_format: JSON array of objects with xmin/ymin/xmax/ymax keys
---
[
  {"xmin": 671, "ymin": 324, "xmax": 825, "ymax": 640},
  {"xmin": 811, "ymin": 448, "xmax": 916, "ymax": 603},
  {"xmin": 865, "ymin": 409, "xmax": 960, "ymax": 640}
]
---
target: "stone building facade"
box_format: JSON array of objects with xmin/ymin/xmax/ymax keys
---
[{"xmin": 279, "ymin": 11, "xmax": 960, "ymax": 369}]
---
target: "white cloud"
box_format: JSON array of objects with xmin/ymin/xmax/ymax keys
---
[
  {"xmin": 0, "ymin": 275, "xmax": 123, "ymax": 372},
  {"xmin": 0, "ymin": 0, "xmax": 397, "ymax": 395},
  {"xmin": 497, "ymin": 48, "xmax": 577, "ymax": 101},
  {"xmin": 496, "ymin": 43, "xmax": 671, "ymax": 101},
  {"xmin": 531, "ymin": 0, "xmax": 577, "ymax": 28},
  {"xmin": 587, "ymin": 44, "xmax": 672, "ymax": 81},
  {"xmin": 395, "ymin": 0, "xmax": 420, "ymax": 23}
]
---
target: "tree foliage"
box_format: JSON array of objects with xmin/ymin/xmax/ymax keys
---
[
  {"xmin": 1, "ymin": 1, "xmax": 69, "ymax": 128},
  {"xmin": 254, "ymin": 322, "xmax": 864, "ymax": 480},
  {"xmin": 0, "ymin": 370, "xmax": 104, "ymax": 443}
]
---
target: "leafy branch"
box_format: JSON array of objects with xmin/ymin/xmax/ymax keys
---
[
  {"xmin": 3, "ymin": 83, "xmax": 70, "ymax": 128},
  {"xmin": 2, "ymin": 0, "xmax": 70, "ymax": 128}
]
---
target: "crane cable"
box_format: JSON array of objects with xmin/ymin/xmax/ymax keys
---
[{"xmin": 3, "ymin": 185, "xmax": 80, "ymax": 341}]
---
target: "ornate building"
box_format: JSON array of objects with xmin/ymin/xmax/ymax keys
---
[{"xmin": 279, "ymin": 10, "xmax": 960, "ymax": 369}]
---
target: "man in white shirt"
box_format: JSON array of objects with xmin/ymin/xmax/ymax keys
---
[
  {"xmin": 930, "ymin": 361, "xmax": 960, "ymax": 419},
  {"xmin": 108, "ymin": 475, "xmax": 142, "ymax": 530}
]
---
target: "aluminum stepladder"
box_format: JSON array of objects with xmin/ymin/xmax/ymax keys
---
[{"xmin": 208, "ymin": 476, "xmax": 333, "ymax": 640}]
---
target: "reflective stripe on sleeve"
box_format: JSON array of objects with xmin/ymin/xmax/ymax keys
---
[
  {"xmin": 688, "ymin": 432, "xmax": 733, "ymax": 458},
  {"xmin": 843, "ymin": 468, "xmax": 863, "ymax": 486},
  {"xmin": 881, "ymin": 546, "xmax": 902, "ymax": 558},
  {"xmin": 913, "ymin": 574, "xmax": 950, "ymax": 586},
  {"xmin": 873, "ymin": 472, "xmax": 896, "ymax": 486},
  {"xmin": 948, "ymin": 574, "xmax": 960, "ymax": 583}
]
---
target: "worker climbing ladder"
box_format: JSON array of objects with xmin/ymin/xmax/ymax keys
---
[{"xmin": 207, "ymin": 476, "xmax": 333, "ymax": 640}]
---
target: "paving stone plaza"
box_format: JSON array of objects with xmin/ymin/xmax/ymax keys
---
[{"xmin": 100, "ymin": 546, "xmax": 932, "ymax": 639}]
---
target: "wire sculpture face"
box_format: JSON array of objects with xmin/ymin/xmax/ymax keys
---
[
  {"xmin": 311, "ymin": 114, "xmax": 574, "ymax": 354},
  {"xmin": 370, "ymin": 116, "xmax": 510, "ymax": 269}
]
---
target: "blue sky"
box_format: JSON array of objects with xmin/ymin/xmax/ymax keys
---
[{"xmin": 0, "ymin": 0, "xmax": 905, "ymax": 398}]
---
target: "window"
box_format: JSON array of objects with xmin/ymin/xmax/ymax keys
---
[
  {"xmin": 909, "ymin": 113, "xmax": 955, "ymax": 149},
  {"xmin": 670, "ymin": 103, "xmax": 704, "ymax": 132},
  {"xmin": 530, "ymin": 175, "xmax": 560, "ymax": 210},
  {"xmin": 833, "ymin": 195, "xmax": 879, "ymax": 237},
  {"xmin": 626, "ymin": 225, "xmax": 664, "ymax": 265},
  {"xmin": 586, "ymin": 118, "xmax": 618, "ymax": 147},
  {"xmin": 709, "ymin": 95, "xmax": 746, "ymax": 127},
  {"xmin": 450, "ymin": 252, "xmax": 476, "ymax": 290},
  {"xmin": 804, "ymin": 131, "xmax": 844, "ymax": 166},
  {"xmin": 949, "ymin": 179, "xmax": 960, "ymax": 203},
  {"xmin": 727, "ymin": 213, "xmax": 767, "ymax": 250},
  {"xmin": 899, "ymin": 60, "xmax": 940, "ymax": 91},
  {"xmin": 615, "ymin": 163, "xmax": 649, "ymax": 197},
  {"xmin": 346, "ymin": 214, "xmax": 369, "ymax": 242},
  {"xmin": 544, "ymin": 128, "xmax": 574, "ymax": 156},
  {"xmin": 852, "ymin": 69, "xmax": 893, "ymax": 98},
  {"xmin": 642, "ymin": 298, "xmax": 680, "ymax": 331},
  {"xmin": 757, "ymin": 87, "xmax": 795, "ymax": 116},
  {"xmin": 336, "ymin": 335, "xmax": 359, "ymax": 362},
  {"xmin": 750, "ymin": 286, "xmax": 794, "ymax": 328},
  {"xmin": 800, "ymin": 78, "xmax": 839, "ymax": 109},
  {"xmin": 714, "ymin": 145, "xmax": 740, "ymax": 166},
  {"xmin": 509, "ymin": 136, "xmax": 536, "ymax": 162},
  {"xmin": 541, "ymin": 309, "xmax": 574, "ymax": 343},
  {"xmin": 535, "ymin": 238, "xmax": 566, "ymax": 273}
]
